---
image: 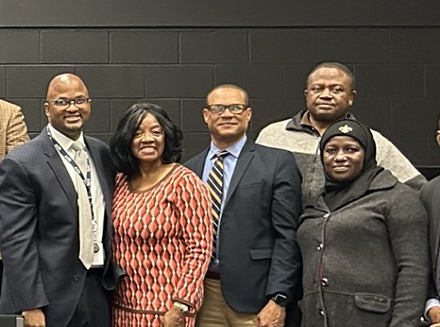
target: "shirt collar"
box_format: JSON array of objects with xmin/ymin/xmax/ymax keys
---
[
  {"xmin": 299, "ymin": 110, "xmax": 355, "ymax": 128},
  {"xmin": 300, "ymin": 110, "xmax": 313, "ymax": 127},
  {"xmin": 48, "ymin": 123, "xmax": 86, "ymax": 151},
  {"xmin": 208, "ymin": 135, "xmax": 247, "ymax": 160}
]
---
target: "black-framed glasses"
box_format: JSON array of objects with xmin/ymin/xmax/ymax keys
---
[
  {"xmin": 207, "ymin": 104, "xmax": 248, "ymax": 115},
  {"xmin": 46, "ymin": 97, "xmax": 91, "ymax": 109}
]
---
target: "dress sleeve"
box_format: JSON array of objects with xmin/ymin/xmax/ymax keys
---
[
  {"xmin": 0, "ymin": 156, "xmax": 49, "ymax": 311},
  {"xmin": 265, "ymin": 150, "xmax": 303, "ymax": 299},
  {"xmin": 172, "ymin": 171, "xmax": 212, "ymax": 312}
]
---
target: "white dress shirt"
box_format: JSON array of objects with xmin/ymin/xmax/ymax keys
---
[{"xmin": 48, "ymin": 124, "xmax": 105, "ymax": 266}]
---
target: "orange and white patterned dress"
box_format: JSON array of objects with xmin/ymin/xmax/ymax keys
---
[{"xmin": 112, "ymin": 164, "xmax": 212, "ymax": 327}]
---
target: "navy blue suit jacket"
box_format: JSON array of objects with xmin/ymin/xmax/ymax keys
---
[
  {"xmin": 0, "ymin": 129, "xmax": 124, "ymax": 327},
  {"xmin": 185, "ymin": 139, "xmax": 302, "ymax": 313}
]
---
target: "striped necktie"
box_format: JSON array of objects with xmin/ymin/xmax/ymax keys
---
[{"xmin": 207, "ymin": 150, "xmax": 229, "ymax": 259}]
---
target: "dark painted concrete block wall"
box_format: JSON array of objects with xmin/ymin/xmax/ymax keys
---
[{"xmin": 0, "ymin": 28, "xmax": 440, "ymax": 165}]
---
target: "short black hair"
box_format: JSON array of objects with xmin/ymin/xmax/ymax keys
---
[
  {"xmin": 110, "ymin": 102, "xmax": 183, "ymax": 178},
  {"xmin": 306, "ymin": 62, "xmax": 356, "ymax": 91},
  {"xmin": 206, "ymin": 84, "xmax": 250, "ymax": 107}
]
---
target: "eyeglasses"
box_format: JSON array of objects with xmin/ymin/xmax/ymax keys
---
[
  {"xmin": 207, "ymin": 104, "xmax": 247, "ymax": 115},
  {"xmin": 46, "ymin": 97, "xmax": 91, "ymax": 109}
]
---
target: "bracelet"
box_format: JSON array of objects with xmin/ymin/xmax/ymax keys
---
[{"xmin": 173, "ymin": 302, "xmax": 189, "ymax": 313}]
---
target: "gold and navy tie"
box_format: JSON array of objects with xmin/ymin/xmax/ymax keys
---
[{"xmin": 207, "ymin": 150, "xmax": 228, "ymax": 259}]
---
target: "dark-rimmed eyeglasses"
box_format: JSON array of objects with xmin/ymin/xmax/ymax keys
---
[
  {"xmin": 207, "ymin": 104, "xmax": 248, "ymax": 115},
  {"xmin": 46, "ymin": 97, "xmax": 91, "ymax": 109}
]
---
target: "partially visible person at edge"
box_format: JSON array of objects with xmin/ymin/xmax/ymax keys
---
[
  {"xmin": 185, "ymin": 84, "xmax": 302, "ymax": 327},
  {"xmin": 256, "ymin": 61, "xmax": 425, "ymax": 205},
  {"xmin": 420, "ymin": 115, "xmax": 440, "ymax": 327},
  {"xmin": 0, "ymin": 99, "xmax": 30, "ymax": 297},
  {"xmin": 110, "ymin": 103, "xmax": 212, "ymax": 327},
  {"xmin": 297, "ymin": 119, "xmax": 429, "ymax": 327},
  {"xmin": 0, "ymin": 99, "xmax": 29, "ymax": 162},
  {"xmin": 0, "ymin": 73, "xmax": 124, "ymax": 327}
]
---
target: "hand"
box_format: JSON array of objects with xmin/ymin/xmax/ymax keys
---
[
  {"xmin": 161, "ymin": 306, "xmax": 185, "ymax": 327},
  {"xmin": 256, "ymin": 300, "xmax": 286, "ymax": 327},
  {"xmin": 22, "ymin": 308, "xmax": 45, "ymax": 327},
  {"xmin": 428, "ymin": 305, "xmax": 440, "ymax": 326}
]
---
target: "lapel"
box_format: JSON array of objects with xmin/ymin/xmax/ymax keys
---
[
  {"xmin": 223, "ymin": 139, "xmax": 255, "ymax": 209},
  {"xmin": 84, "ymin": 137, "xmax": 110, "ymax": 208},
  {"xmin": 300, "ymin": 196, "xmax": 329, "ymax": 224},
  {"xmin": 84, "ymin": 136, "xmax": 113, "ymax": 239},
  {"xmin": 84, "ymin": 136, "xmax": 114, "ymax": 249},
  {"xmin": 41, "ymin": 128, "xmax": 77, "ymax": 214},
  {"xmin": 191, "ymin": 149, "xmax": 209, "ymax": 178},
  {"xmin": 430, "ymin": 182, "xmax": 440, "ymax": 268}
]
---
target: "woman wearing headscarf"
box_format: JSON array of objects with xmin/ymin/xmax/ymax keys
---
[
  {"xmin": 110, "ymin": 103, "xmax": 212, "ymax": 327},
  {"xmin": 297, "ymin": 119, "xmax": 429, "ymax": 327}
]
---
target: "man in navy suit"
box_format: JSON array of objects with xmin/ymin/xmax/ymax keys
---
[
  {"xmin": 0, "ymin": 73, "xmax": 123, "ymax": 327},
  {"xmin": 185, "ymin": 84, "xmax": 302, "ymax": 327}
]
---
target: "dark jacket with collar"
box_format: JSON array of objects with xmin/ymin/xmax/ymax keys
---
[
  {"xmin": 421, "ymin": 176, "xmax": 440, "ymax": 305},
  {"xmin": 184, "ymin": 139, "xmax": 302, "ymax": 313},
  {"xmin": 298, "ymin": 170, "xmax": 429, "ymax": 327},
  {"xmin": 0, "ymin": 128, "xmax": 124, "ymax": 327}
]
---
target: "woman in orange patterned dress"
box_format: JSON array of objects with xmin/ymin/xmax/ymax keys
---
[{"xmin": 110, "ymin": 103, "xmax": 212, "ymax": 327}]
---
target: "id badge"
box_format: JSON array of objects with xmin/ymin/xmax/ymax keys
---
[{"xmin": 91, "ymin": 242, "xmax": 105, "ymax": 267}]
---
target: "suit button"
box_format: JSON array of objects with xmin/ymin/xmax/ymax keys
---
[
  {"xmin": 321, "ymin": 278, "xmax": 328, "ymax": 287},
  {"xmin": 74, "ymin": 274, "xmax": 79, "ymax": 282},
  {"xmin": 319, "ymin": 309, "xmax": 325, "ymax": 316},
  {"xmin": 323, "ymin": 213, "xmax": 330, "ymax": 219},
  {"xmin": 317, "ymin": 243, "xmax": 324, "ymax": 251}
]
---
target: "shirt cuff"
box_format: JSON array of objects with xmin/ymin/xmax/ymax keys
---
[
  {"xmin": 172, "ymin": 297, "xmax": 193, "ymax": 308},
  {"xmin": 425, "ymin": 298, "xmax": 440, "ymax": 321}
]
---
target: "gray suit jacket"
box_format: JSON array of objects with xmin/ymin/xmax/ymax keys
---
[
  {"xmin": 0, "ymin": 128, "xmax": 124, "ymax": 327},
  {"xmin": 184, "ymin": 139, "xmax": 303, "ymax": 313},
  {"xmin": 421, "ymin": 176, "xmax": 440, "ymax": 300}
]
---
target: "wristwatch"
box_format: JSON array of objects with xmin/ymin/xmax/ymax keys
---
[
  {"xmin": 271, "ymin": 293, "xmax": 288, "ymax": 307},
  {"xmin": 173, "ymin": 301, "xmax": 189, "ymax": 312}
]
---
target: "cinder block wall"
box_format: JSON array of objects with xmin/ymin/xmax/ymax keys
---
[{"xmin": 1, "ymin": 26, "xmax": 440, "ymax": 165}]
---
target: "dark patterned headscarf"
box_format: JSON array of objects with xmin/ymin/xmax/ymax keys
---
[{"xmin": 319, "ymin": 119, "xmax": 383, "ymax": 211}]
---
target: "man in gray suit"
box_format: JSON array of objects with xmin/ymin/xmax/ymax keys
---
[
  {"xmin": 185, "ymin": 84, "xmax": 302, "ymax": 327},
  {"xmin": 0, "ymin": 73, "xmax": 123, "ymax": 327}
]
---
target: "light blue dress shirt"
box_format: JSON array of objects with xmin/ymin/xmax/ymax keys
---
[{"xmin": 203, "ymin": 136, "xmax": 247, "ymax": 269}]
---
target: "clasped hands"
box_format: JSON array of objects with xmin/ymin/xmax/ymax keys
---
[{"xmin": 160, "ymin": 299, "xmax": 285, "ymax": 327}]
